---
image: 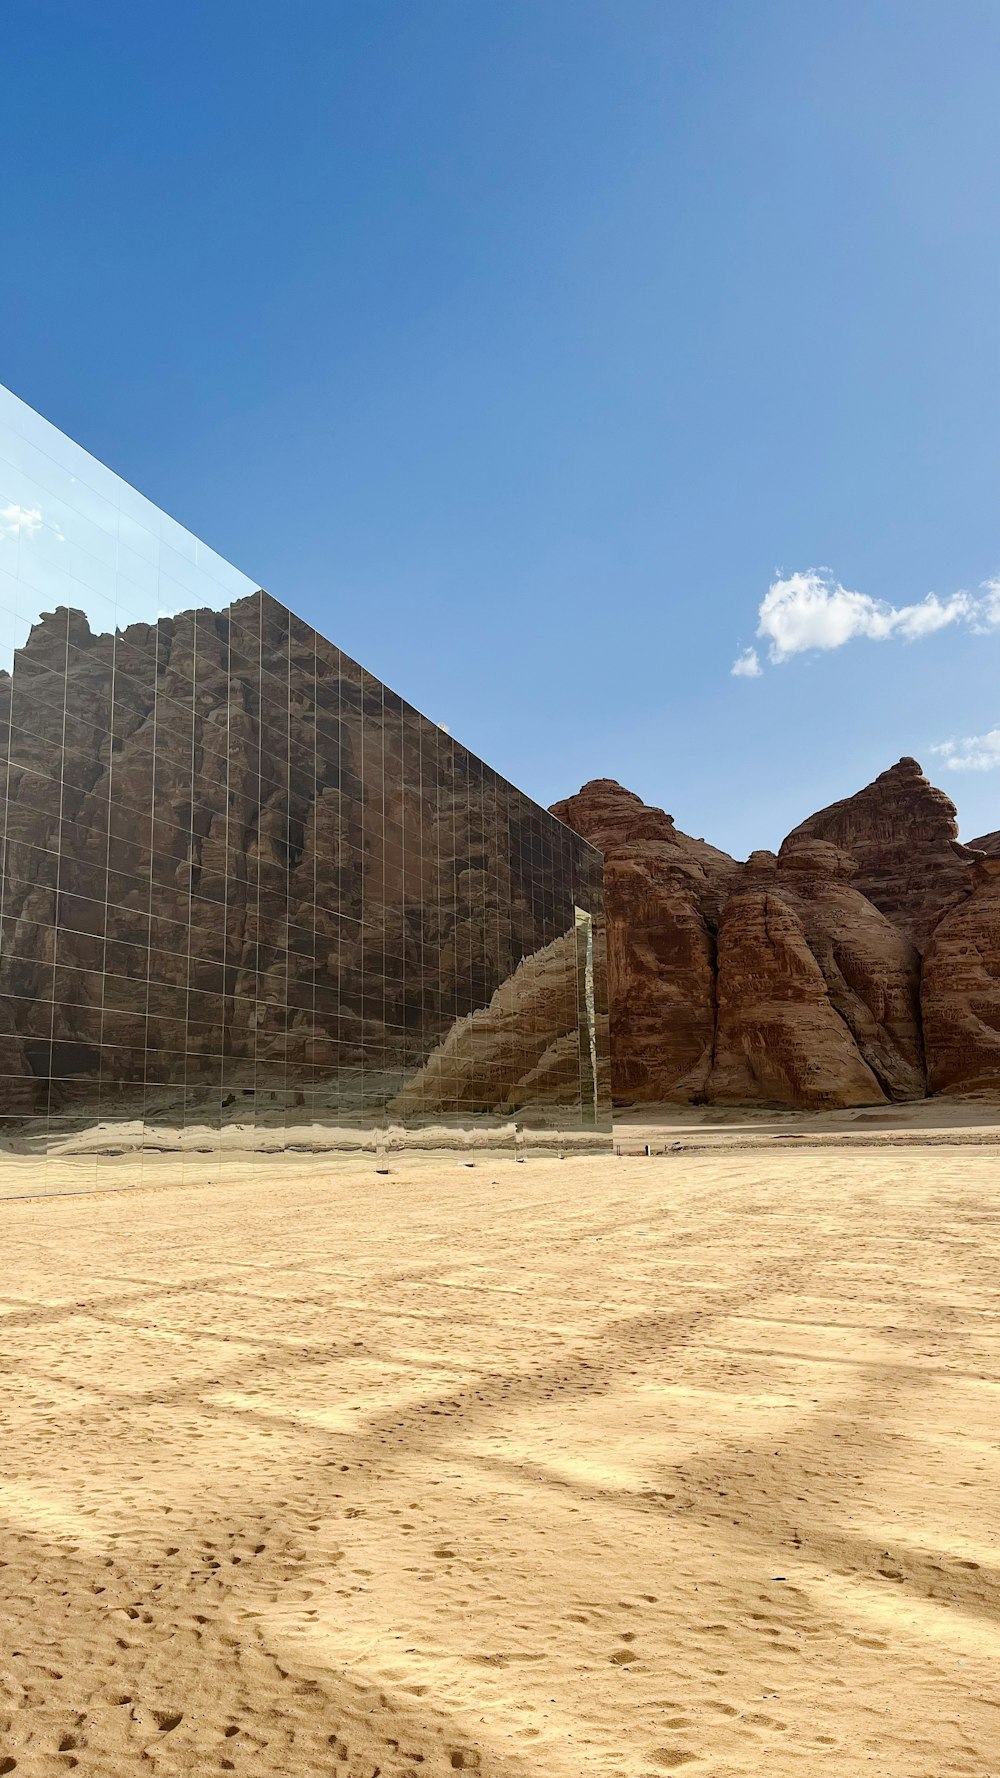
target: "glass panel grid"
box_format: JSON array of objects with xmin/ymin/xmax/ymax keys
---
[{"xmin": 0, "ymin": 382, "xmax": 611, "ymax": 1180}]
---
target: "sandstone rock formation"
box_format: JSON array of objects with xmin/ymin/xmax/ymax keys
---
[
  {"xmin": 708, "ymin": 840, "xmax": 924, "ymax": 1108},
  {"xmin": 970, "ymin": 829, "xmax": 1000, "ymax": 856},
  {"xmin": 783, "ymin": 757, "xmax": 974, "ymax": 950},
  {"xmin": 554, "ymin": 760, "xmax": 992, "ymax": 1109},
  {"xmin": 550, "ymin": 780, "xmax": 738, "ymax": 1102},
  {"xmin": 709, "ymin": 883, "xmax": 889, "ymax": 1108},
  {"xmin": 775, "ymin": 839, "xmax": 925, "ymax": 1097},
  {"xmin": 922, "ymin": 857, "xmax": 1000, "ymax": 1093}
]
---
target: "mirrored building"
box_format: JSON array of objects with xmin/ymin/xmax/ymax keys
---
[{"xmin": 0, "ymin": 383, "xmax": 611, "ymax": 1184}]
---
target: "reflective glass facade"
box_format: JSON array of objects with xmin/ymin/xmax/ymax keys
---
[{"xmin": 0, "ymin": 383, "xmax": 611, "ymax": 1181}]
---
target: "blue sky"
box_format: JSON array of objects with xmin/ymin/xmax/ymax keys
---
[{"xmin": 3, "ymin": 0, "xmax": 999, "ymax": 855}]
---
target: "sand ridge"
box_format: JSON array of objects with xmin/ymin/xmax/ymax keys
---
[{"xmin": 1, "ymin": 1145, "xmax": 999, "ymax": 1775}]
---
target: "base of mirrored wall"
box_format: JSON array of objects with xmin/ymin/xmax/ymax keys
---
[{"xmin": 0, "ymin": 1109, "xmax": 612, "ymax": 1197}]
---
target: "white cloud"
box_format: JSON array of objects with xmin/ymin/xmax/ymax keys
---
[
  {"xmin": 890, "ymin": 591, "xmax": 975, "ymax": 639},
  {"xmin": 755, "ymin": 568, "xmax": 979, "ymax": 663},
  {"xmin": 736, "ymin": 567, "xmax": 1000, "ymax": 673},
  {"xmin": 0, "ymin": 502, "xmax": 42, "ymax": 543},
  {"xmin": 971, "ymin": 577, "xmax": 1000, "ymax": 633},
  {"xmin": 730, "ymin": 646, "xmax": 762, "ymax": 678},
  {"xmin": 931, "ymin": 727, "xmax": 1000, "ymax": 772}
]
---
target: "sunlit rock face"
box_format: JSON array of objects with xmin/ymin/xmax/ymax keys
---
[
  {"xmin": 708, "ymin": 840, "xmax": 925, "ymax": 1108},
  {"xmin": 922, "ymin": 857, "xmax": 1000, "ymax": 1094},
  {"xmin": 782, "ymin": 756, "xmax": 975, "ymax": 952},
  {"xmin": 549, "ymin": 780, "xmax": 739, "ymax": 1104},
  {"xmin": 553, "ymin": 760, "xmax": 996, "ymax": 1110},
  {"xmin": 709, "ymin": 887, "xmax": 888, "ymax": 1109}
]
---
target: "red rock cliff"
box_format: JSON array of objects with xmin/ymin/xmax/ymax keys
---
[
  {"xmin": 554, "ymin": 759, "xmax": 991, "ymax": 1108},
  {"xmin": 708, "ymin": 840, "xmax": 924, "ymax": 1108},
  {"xmin": 783, "ymin": 757, "xmax": 974, "ymax": 951},
  {"xmin": 922, "ymin": 857, "xmax": 1000, "ymax": 1093},
  {"xmin": 550, "ymin": 781, "xmax": 738, "ymax": 1102}
]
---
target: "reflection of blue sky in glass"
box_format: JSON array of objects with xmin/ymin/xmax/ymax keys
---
[{"xmin": 0, "ymin": 382, "xmax": 256, "ymax": 673}]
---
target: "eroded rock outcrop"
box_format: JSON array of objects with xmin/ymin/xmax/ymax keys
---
[
  {"xmin": 784, "ymin": 757, "xmax": 974, "ymax": 950},
  {"xmin": 709, "ymin": 884, "xmax": 888, "ymax": 1108},
  {"xmin": 775, "ymin": 840, "xmax": 925, "ymax": 1098},
  {"xmin": 707, "ymin": 839, "xmax": 924, "ymax": 1107},
  {"xmin": 922, "ymin": 857, "xmax": 1000, "ymax": 1093},
  {"xmin": 550, "ymin": 780, "xmax": 739, "ymax": 1102},
  {"xmin": 553, "ymin": 763, "xmax": 966, "ymax": 1109},
  {"xmin": 970, "ymin": 830, "xmax": 1000, "ymax": 856}
]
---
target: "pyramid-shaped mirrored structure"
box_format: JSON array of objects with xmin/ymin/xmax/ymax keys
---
[{"xmin": 0, "ymin": 383, "xmax": 611, "ymax": 1185}]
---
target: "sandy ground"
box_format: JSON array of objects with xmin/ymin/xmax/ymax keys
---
[
  {"xmin": 614, "ymin": 1095, "xmax": 1000, "ymax": 1151},
  {"xmin": 2, "ymin": 1141, "xmax": 999, "ymax": 1777}
]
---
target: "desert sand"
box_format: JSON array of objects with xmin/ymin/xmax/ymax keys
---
[{"xmin": 2, "ymin": 1133, "xmax": 999, "ymax": 1776}]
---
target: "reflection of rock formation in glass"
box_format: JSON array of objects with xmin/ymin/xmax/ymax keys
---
[
  {"xmin": 390, "ymin": 929, "xmax": 584, "ymax": 1121},
  {"xmin": 0, "ymin": 383, "xmax": 611, "ymax": 1161},
  {"xmin": 0, "ymin": 595, "xmax": 610, "ymax": 1143}
]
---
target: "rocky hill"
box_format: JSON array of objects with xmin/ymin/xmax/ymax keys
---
[
  {"xmin": 550, "ymin": 781, "xmax": 738, "ymax": 1102},
  {"xmin": 553, "ymin": 763, "xmax": 998, "ymax": 1109},
  {"xmin": 783, "ymin": 756, "xmax": 976, "ymax": 949}
]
